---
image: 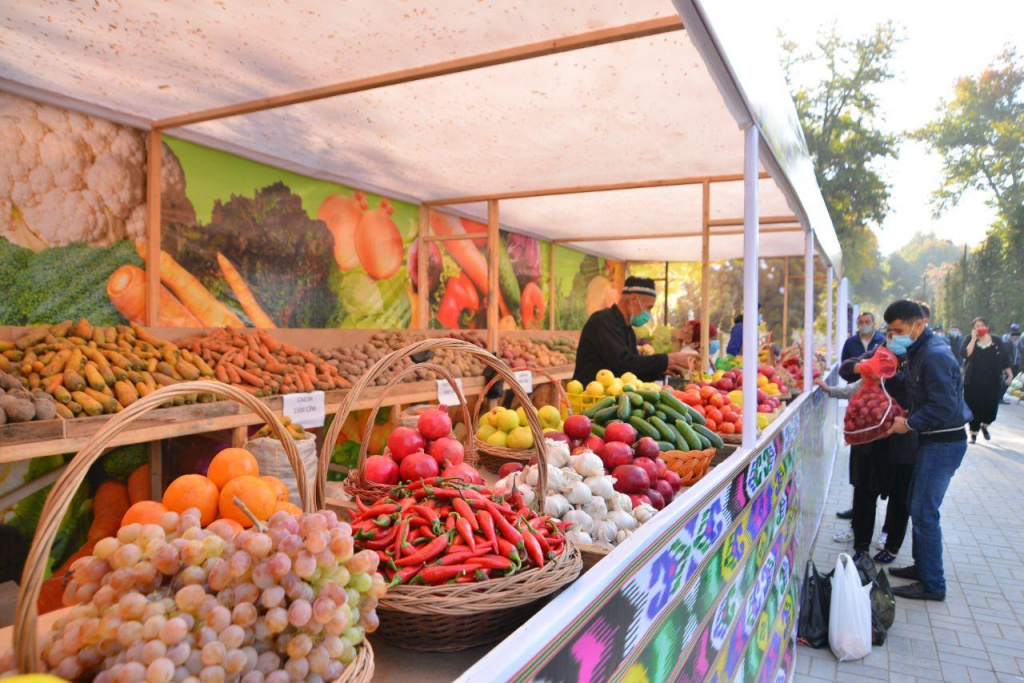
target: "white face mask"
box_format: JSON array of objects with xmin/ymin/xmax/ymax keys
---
[{"xmin": 859, "ymin": 324, "xmax": 873, "ymax": 335}]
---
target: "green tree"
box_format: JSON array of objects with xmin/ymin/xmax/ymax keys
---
[{"xmin": 781, "ymin": 23, "xmax": 902, "ymax": 299}]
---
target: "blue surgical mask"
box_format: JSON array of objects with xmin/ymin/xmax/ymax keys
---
[
  {"xmin": 887, "ymin": 337, "xmax": 910, "ymax": 356},
  {"xmin": 631, "ymin": 310, "xmax": 652, "ymax": 327},
  {"xmin": 709, "ymin": 339, "xmax": 721, "ymax": 355}
]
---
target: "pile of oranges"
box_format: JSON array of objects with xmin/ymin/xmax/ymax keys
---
[{"xmin": 120, "ymin": 448, "xmax": 301, "ymax": 530}]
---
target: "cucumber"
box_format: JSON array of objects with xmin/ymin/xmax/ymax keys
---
[
  {"xmin": 593, "ymin": 406, "xmax": 619, "ymax": 424},
  {"xmin": 617, "ymin": 393, "xmax": 631, "ymax": 420},
  {"xmin": 659, "ymin": 405, "xmax": 688, "ymax": 424},
  {"xmin": 642, "ymin": 402, "xmax": 656, "ymax": 416},
  {"xmin": 625, "ymin": 392, "xmax": 644, "ymax": 408},
  {"xmin": 630, "ymin": 409, "xmax": 644, "ymax": 420},
  {"xmin": 665, "ymin": 423, "xmax": 688, "ymax": 451},
  {"xmin": 692, "ymin": 423, "xmax": 725, "ymax": 449},
  {"xmin": 636, "ymin": 389, "xmax": 663, "ymax": 404},
  {"xmin": 497, "ymin": 236, "xmax": 522, "ymax": 313},
  {"xmin": 659, "ymin": 390, "xmax": 695, "ymax": 416},
  {"xmin": 697, "ymin": 433, "xmax": 712, "ymax": 450},
  {"xmin": 675, "ymin": 419, "xmax": 702, "ymax": 450},
  {"xmin": 656, "ymin": 440, "xmax": 676, "ymax": 452},
  {"xmin": 583, "ymin": 397, "xmax": 615, "ymax": 418},
  {"xmin": 655, "ymin": 410, "xmax": 667, "ymax": 422},
  {"xmin": 680, "ymin": 403, "xmax": 706, "ymax": 426},
  {"xmin": 629, "ymin": 416, "xmax": 661, "ymax": 440},
  {"xmin": 622, "ymin": 384, "xmax": 637, "ymax": 393},
  {"xmin": 591, "ymin": 423, "xmax": 605, "ymax": 439},
  {"xmin": 647, "ymin": 416, "xmax": 675, "ymax": 442}
]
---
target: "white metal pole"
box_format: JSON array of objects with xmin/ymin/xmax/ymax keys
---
[
  {"xmin": 741, "ymin": 126, "xmax": 759, "ymax": 451},
  {"xmin": 803, "ymin": 232, "xmax": 814, "ymax": 394},
  {"xmin": 826, "ymin": 266, "xmax": 834, "ymax": 363},
  {"xmin": 837, "ymin": 278, "xmax": 849, "ymax": 356}
]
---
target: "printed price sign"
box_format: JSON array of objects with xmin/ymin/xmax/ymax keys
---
[
  {"xmin": 513, "ymin": 370, "xmax": 534, "ymax": 394},
  {"xmin": 282, "ymin": 391, "xmax": 325, "ymax": 428},
  {"xmin": 436, "ymin": 378, "xmax": 464, "ymax": 406}
]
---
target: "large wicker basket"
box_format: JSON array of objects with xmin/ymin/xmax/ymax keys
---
[
  {"xmin": 659, "ymin": 448, "xmax": 716, "ymax": 487},
  {"xmin": 338, "ymin": 362, "xmax": 475, "ymax": 504},
  {"xmin": 318, "ymin": 338, "xmax": 583, "ymax": 652},
  {"xmin": 7, "ymin": 381, "xmax": 373, "ymax": 683},
  {"xmin": 471, "ymin": 366, "xmax": 571, "ymax": 473}
]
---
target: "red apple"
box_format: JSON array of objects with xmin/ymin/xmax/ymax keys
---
[
  {"xmin": 632, "ymin": 457, "xmax": 659, "ymax": 483},
  {"xmin": 604, "ymin": 421, "xmax": 638, "ymax": 446},
  {"xmin": 582, "ymin": 435, "xmax": 606, "ymax": 452},
  {"xmin": 599, "ymin": 442, "xmax": 634, "ymax": 470},
  {"xmin": 652, "ymin": 479, "xmax": 675, "ymax": 505},
  {"xmin": 634, "ymin": 436, "xmax": 660, "ymax": 460},
  {"xmin": 563, "ymin": 414, "xmax": 593, "ymax": 440}
]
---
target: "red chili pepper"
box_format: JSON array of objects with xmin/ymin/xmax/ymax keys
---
[
  {"xmin": 412, "ymin": 505, "xmax": 443, "ymax": 535},
  {"xmin": 352, "ymin": 503, "xmax": 399, "ymax": 521},
  {"xmin": 445, "ymin": 515, "xmax": 457, "ymax": 532},
  {"xmin": 393, "ymin": 520, "xmax": 409, "ymax": 556},
  {"xmin": 399, "ymin": 497, "xmax": 417, "ymax": 513},
  {"xmin": 389, "ymin": 566, "xmax": 421, "ymax": 586},
  {"xmin": 456, "ymin": 569, "xmax": 490, "ymax": 583},
  {"xmin": 453, "ymin": 498, "xmax": 479, "ymax": 530},
  {"xmin": 478, "ymin": 510, "xmax": 498, "ymax": 553},
  {"xmin": 520, "ymin": 519, "xmax": 551, "ymax": 554},
  {"xmin": 354, "ymin": 496, "xmax": 369, "ymax": 513},
  {"xmin": 528, "ymin": 516, "xmax": 552, "ymax": 530},
  {"xmin": 520, "ymin": 528, "xmax": 544, "ymax": 568},
  {"xmin": 420, "ymin": 525, "xmax": 437, "ymax": 539},
  {"xmin": 439, "ymin": 551, "xmax": 475, "ymax": 566},
  {"xmin": 466, "ymin": 555, "xmax": 514, "ymax": 570},
  {"xmin": 455, "ymin": 516, "xmax": 477, "ymax": 552},
  {"xmin": 421, "ymin": 564, "xmax": 474, "ymax": 584},
  {"xmin": 485, "ymin": 502, "xmax": 523, "ymax": 546},
  {"xmin": 396, "ymin": 534, "xmax": 450, "ymax": 567},
  {"xmin": 496, "ymin": 538, "xmax": 522, "ymax": 564},
  {"xmin": 361, "ymin": 525, "xmax": 400, "ymax": 550}
]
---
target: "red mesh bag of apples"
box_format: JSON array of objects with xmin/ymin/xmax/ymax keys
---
[{"xmin": 843, "ymin": 346, "xmax": 906, "ymax": 445}]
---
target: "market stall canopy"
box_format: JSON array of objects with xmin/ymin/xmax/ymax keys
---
[{"xmin": 0, "ymin": 0, "xmax": 840, "ymax": 269}]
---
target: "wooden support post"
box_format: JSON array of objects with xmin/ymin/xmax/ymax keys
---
[
  {"xmin": 417, "ymin": 206, "xmax": 429, "ymax": 329},
  {"xmin": 548, "ymin": 242, "xmax": 556, "ymax": 331},
  {"xmin": 700, "ymin": 181, "xmax": 711, "ymax": 377},
  {"xmin": 782, "ymin": 257, "xmax": 790, "ymax": 345},
  {"xmin": 231, "ymin": 426, "xmax": 248, "ymax": 448},
  {"xmin": 487, "ymin": 200, "xmax": 499, "ymax": 352},
  {"xmin": 663, "ymin": 261, "xmax": 669, "ymax": 325},
  {"xmin": 145, "ymin": 129, "xmax": 162, "ymax": 326},
  {"xmin": 148, "ymin": 441, "xmax": 162, "ymax": 500}
]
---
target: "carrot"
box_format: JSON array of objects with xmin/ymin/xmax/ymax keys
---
[
  {"xmin": 127, "ymin": 464, "xmax": 151, "ymax": 504},
  {"xmin": 89, "ymin": 481, "xmax": 131, "ymax": 542},
  {"xmin": 38, "ymin": 542, "xmax": 95, "ymax": 614},
  {"xmin": 135, "ymin": 244, "xmax": 243, "ymax": 328},
  {"xmin": 216, "ymin": 252, "xmax": 277, "ymax": 328},
  {"xmin": 106, "ymin": 265, "xmax": 202, "ymax": 327},
  {"xmin": 429, "ymin": 211, "xmax": 509, "ymax": 313}
]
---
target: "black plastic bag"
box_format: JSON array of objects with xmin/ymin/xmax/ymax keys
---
[
  {"xmin": 797, "ymin": 560, "xmax": 831, "ymax": 648},
  {"xmin": 849, "ymin": 553, "xmax": 895, "ymax": 645}
]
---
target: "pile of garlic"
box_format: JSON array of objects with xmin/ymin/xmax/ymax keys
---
[{"xmin": 495, "ymin": 438, "xmax": 657, "ymax": 549}]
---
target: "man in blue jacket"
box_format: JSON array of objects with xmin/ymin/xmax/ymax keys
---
[
  {"xmin": 884, "ymin": 299, "xmax": 972, "ymax": 601},
  {"xmin": 841, "ymin": 311, "xmax": 886, "ymax": 362}
]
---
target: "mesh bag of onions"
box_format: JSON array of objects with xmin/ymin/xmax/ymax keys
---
[{"xmin": 843, "ymin": 346, "xmax": 906, "ymax": 445}]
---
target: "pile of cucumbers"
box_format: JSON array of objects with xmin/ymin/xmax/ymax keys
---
[{"xmin": 582, "ymin": 387, "xmax": 725, "ymax": 452}]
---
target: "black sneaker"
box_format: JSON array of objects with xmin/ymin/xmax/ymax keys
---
[
  {"xmin": 836, "ymin": 508, "xmax": 854, "ymax": 520},
  {"xmin": 893, "ymin": 582, "xmax": 945, "ymax": 601},
  {"xmin": 970, "ymin": 432, "xmax": 977, "ymax": 443},
  {"xmin": 889, "ymin": 565, "xmax": 919, "ymax": 580},
  {"xmin": 982, "ymin": 425, "xmax": 991, "ymax": 440}
]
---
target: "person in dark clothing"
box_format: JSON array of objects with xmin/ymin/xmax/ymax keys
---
[
  {"xmin": 725, "ymin": 304, "xmax": 762, "ymax": 356},
  {"xmin": 885, "ymin": 299, "xmax": 972, "ymax": 601},
  {"xmin": 840, "ymin": 311, "xmax": 886, "ymax": 362},
  {"xmin": 572, "ymin": 277, "xmax": 696, "ymax": 384},
  {"xmin": 947, "ymin": 325, "xmax": 964, "ymax": 365},
  {"xmin": 1003, "ymin": 323, "xmax": 1022, "ymax": 375},
  {"xmin": 962, "ymin": 317, "xmax": 1013, "ymax": 442}
]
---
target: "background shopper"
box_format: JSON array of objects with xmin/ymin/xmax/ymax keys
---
[{"xmin": 962, "ymin": 317, "xmax": 1013, "ymax": 442}]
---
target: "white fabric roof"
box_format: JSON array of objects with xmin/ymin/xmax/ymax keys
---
[{"xmin": 0, "ymin": 0, "xmax": 839, "ymax": 266}]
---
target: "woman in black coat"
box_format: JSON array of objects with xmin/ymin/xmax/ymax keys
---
[{"xmin": 962, "ymin": 317, "xmax": 1013, "ymax": 442}]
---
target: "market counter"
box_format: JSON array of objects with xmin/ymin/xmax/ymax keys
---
[{"xmin": 456, "ymin": 375, "xmax": 840, "ymax": 682}]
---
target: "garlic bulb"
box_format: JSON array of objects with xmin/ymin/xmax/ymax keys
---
[
  {"xmin": 515, "ymin": 484, "xmax": 536, "ymax": 508},
  {"xmin": 525, "ymin": 464, "xmax": 567, "ymax": 489},
  {"xmin": 566, "ymin": 529, "xmax": 593, "ymax": 545},
  {"xmin": 615, "ymin": 493, "xmax": 633, "ymax": 513},
  {"xmin": 543, "ymin": 493, "xmax": 571, "ymax": 518},
  {"xmin": 584, "ymin": 475, "xmax": 615, "ymax": 500},
  {"xmin": 544, "ymin": 438, "xmax": 572, "ymax": 468},
  {"xmin": 563, "ymin": 509, "xmax": 594, "ymax": 534},
  {"xmin": 566, "ymin": 481, "xmax": 591, "ymax": 506},
  {"xmin": 593, "ymin": 519, "xmax": 617, "ymax": 545},
  {"xmin": 582, "ymin": 496, "xmax": 608, "ymax": 519},
  {"xmin": 608, "ymin": 506, "xmax": 637, "ymax": 531},
  {"xmin": 570, "ymin": 451, "xmax": 604, "ymax": 478},
  {"xmin": 616, "ymin": 529, "xmax": 633, "ymax": 544},
  {"xmin": 633, "ymin": 503, "xmax": 657, "ymax": 524}
]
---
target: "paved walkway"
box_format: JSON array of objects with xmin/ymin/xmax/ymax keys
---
[{"xmin": 795, "ymin": 400, "xmax": 1024, "ymax": 683}]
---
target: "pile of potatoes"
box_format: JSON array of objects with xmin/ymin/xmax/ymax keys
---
[
  {"xmin": 498, "ymin": 336, "xmax": 572, "ymax": 369},
  {"xmin": 0, "ymin": 371, "xmax": 58, "ymax": 424},
  {"xmin": 314, "ymin": 331, "xmax": 487, "ymax": 386}
]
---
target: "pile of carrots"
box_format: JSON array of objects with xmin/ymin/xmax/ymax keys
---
[
  {"xmin": 175, "ymin": 329, "xmax": 349, "ymax": 396},
  {"xmin": 352, "ymin": 477, "xmax": 569, "ymax": 586}
]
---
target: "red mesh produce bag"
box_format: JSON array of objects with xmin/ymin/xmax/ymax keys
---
[{"xmin": 843, "ymin": 346, "xmax": 906, "ymax": 445}]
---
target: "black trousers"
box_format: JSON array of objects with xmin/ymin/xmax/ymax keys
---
[{"xmin": 851, "ymin": 462, "xmax": 914, "ymax": 553}]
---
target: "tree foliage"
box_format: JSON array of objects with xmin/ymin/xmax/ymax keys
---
[{"xmin": 781, "ymin": 23, "xmax": 901, "ymax": 299}]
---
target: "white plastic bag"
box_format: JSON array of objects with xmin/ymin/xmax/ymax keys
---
[
  {"xmin": 245, "ymin": 435, "xmax": 318, "ymax": 506},
  {"xmin": 829, "ymin": 553, "xmax": 873, "ymax": 661}
]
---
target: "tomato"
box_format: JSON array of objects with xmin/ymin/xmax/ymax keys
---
[
  {"xmin": 699, "ymin": 385, "xmax": 717, "ymax": 401},
  {"xmin": 718, "ymin": 422, "xmax": 736, "ymax": 435},
  {"xmin": 693, "ymin": 404, "xmax": 707, "ymax": 417},
  {"xmin": 704, "ymin": 418, "xmax": 717, "ymax": 432},
  {"xmin": 681, "ymin": 391, "xmax": 701, "ymax": 406},
  {"xmin": 734, "ymin": 419, "xmax": 743, "ymax": 432},
  {"xmin": 705, "ymin": 407, "xmax": 724, "ymax": 425},
  {"xmin": 709, "ymin": 393, "xmax": 725, "ymax": 409},
  {"xmin": 722, "ymin": 409, "xmax": 740, "ymax": 424}
]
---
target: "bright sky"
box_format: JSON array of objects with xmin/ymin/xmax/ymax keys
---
[{"xmin": 767, "ymin": 0, "xmax": 1024, "ymax": 254}]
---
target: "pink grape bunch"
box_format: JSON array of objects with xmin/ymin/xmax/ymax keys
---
[{"xmin": 0, "ymin": 508, "xmax": 386, "ymax": 682}]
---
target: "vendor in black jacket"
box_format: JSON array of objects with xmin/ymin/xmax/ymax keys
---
[{"xmin": 572, "ymin": 277, "xmax": 697, "ymax": 384}]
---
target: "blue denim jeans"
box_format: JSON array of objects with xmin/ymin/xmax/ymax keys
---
[{"xmin": 908, "ymin": 439, "xmax": 967, "ymax": 594}]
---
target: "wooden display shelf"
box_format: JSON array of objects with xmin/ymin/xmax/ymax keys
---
[{"xmin": 0, "ymin": 366, "xmax": 573, "ymax": 462}]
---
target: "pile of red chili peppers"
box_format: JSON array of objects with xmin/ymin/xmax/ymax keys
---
[{"xmin": 350, "ymin": 477, "xmax": 569, "ymax": 586}]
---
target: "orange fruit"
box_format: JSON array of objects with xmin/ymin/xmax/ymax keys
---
[
  {"xmin": 260, "ymin": 476, "xmax": 289, "ymax": 502},
  {"xmin": 121, "ymin": 501, "xmax": 168, "ymax": 527},
  {"xmin": 163, "ymin": 474, "xmax": 220, "ymax": 526},
  {"xmin": 207, "ymin": 518, "xmax": 244, "ymax": 538},
  {"xmin": 273, "ymin": 501, "xmax": 303, "ymax": 516},
  {"xmin": 206, "ymin": 448, "xmax": 259, "ymax": 489},
  {"xmin": 219, "ymin": 476, "xmax": 275, "ymax": 527}
]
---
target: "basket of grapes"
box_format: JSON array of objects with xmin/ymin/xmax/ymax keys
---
[{"xmin": 0, "ymin": 382, "xmax": 379, "ymax": 682}]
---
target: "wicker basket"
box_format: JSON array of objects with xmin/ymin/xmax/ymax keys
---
[
  {"xmin": 338, "ymin": 362, "xmax": 475, "ymax": 504},
  {"xmin": 471, "ymin": 366, "xmax": 571, "ymax": 473},
  {"xmin": 720, "ymin": 433, "xmax": 743, "ymax": 446},
  {"xmin": 578, "ymin": 543, "xmax": 611, "ymax": 572},
  {"xmin": 8, "ymin": 381, "xmax": 373, "ymax": 681},
  {"xmin": 658, "ymin": 448, "xmax": 716, "ymax": 487},
  {"xmin": 318, "ymin": 338, "xmax": 582, "ymax": 652}
]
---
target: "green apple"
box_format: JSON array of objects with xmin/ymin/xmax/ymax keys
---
[
  {"xmin": 566, "ymin": 379, "xmax": 584, "ymax": 395},
  {"xmin": 486, "ymin": 406, "xmax": 504, "ymax": 428},
  {"xmin": 476, "ymin": 424, "xmax": 497, "ymax": 441},
  {"xmin": 538, "ymin": 405, "xmax": 562, "ymax": 429},
  {"xmin": 507, "ymin": 426, "xmax": 534, "ymax": 449},
  {"xmin": 486, "ymin": 430, "xmax": 509, "ymax": 447},
  {"xmin": 515, "ymin": 405, "xmax": 535, "ymax": 426},
  {"xmin": 496, "ymin": 408, "xmax": 520, "ymax": 433}
]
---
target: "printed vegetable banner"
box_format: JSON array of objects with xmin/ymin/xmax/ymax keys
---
[{"xmin": 553, "ymin": 244, "xmax": 623, "ymax": 330}]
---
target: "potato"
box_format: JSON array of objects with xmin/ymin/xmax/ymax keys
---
[
  {"xmin": 33, "ymin": 397, "xmax": 56, "ymax": 420},
  {"xmin": 0, "ymin": 395, "xmax": 35, "ymax": 422}
]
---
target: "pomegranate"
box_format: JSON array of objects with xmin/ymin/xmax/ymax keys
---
[
  {"xmin": 633, "ymin": 437, "xmax": 660, "ymax": 461},
  {"xmin": 387, "ymin": 427, "xmax": 425, "ymax": 463},
  {"xmin": 645, "ymin": 488, "xmax": 666, "ymax": 510},
  {"xmin": 604, "ymin": 422, "xmax": 638, "ymax": 446},
  {"xmin": 628, "ymin": 493, "xmax": 652, "ymax": 508},
  {"xmin": 652, "ymin": 479, "xmax": 675, "ymax": 505},
  {"xmin": 428, "ymin": 437, "xmax": 464, "ymax": 467},
  {"xmin": 364, "ymin": 454, "xmax": 399, "ymax": 485},
  {"xmin": 418, "ymin": 408, "xmax": 453, "ymax": 441},
  {"xmin": 632, "ymin": 457, "xmax": 659, "ymax": 484},
  {"xmin": 663, "ymin": 470, "xmax": 682, "ymax": 492},
  {"xmin": 399, "ymin": 451, "xmax": 439, "ymax": 481},
  {"xmin": 544, "ymin": 432, "xmax": 572, "ymax": 447},
  {"xmin": 599, "ymin": 442, "xmax": 634, "ymax": 470},
  {"xmin": 563, "ymin": 414, "xmax": 593, "ymax": 440},
  {"xmin": 582, "ymin": 435, "xmax": 606, "ymax": 453},
  {"xmin": 611, "ymin": 464, "xmax": 650, "ymax": 494},
  {"xmin": 442, "ymin": 462, "xmax": 484, "ymax": 486}
]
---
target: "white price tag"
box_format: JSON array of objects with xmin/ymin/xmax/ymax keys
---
[
  {"xmin": 282, "ymin": 391, "xmax": 325, "ymax": 428},
  {"xmin": 436, "ymin": 378, "xmax": 464, "ymax": 406},
  {"xmin": 513, "ymin": 370, "xmax": 533, "ymax": 394}
]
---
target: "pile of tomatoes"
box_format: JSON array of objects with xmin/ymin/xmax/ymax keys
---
[{"xmin": 672, "ymin": 385, "xmax": 742, "ymax": 435}]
